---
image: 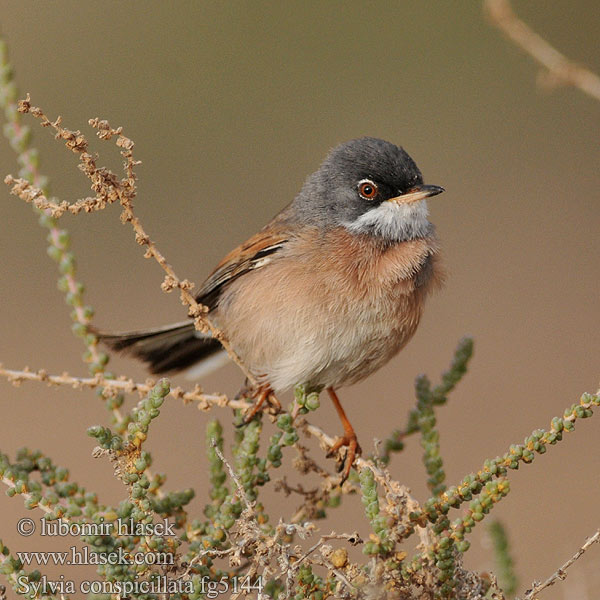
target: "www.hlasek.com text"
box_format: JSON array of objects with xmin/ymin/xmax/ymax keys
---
[{"xmin": 17, "ymin": 545, "xmax": 173, "ymax": 567}]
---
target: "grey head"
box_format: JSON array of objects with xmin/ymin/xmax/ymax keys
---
[{"xmin": 287, "ymin": 137, "xmax": 444, "ymax": 243}]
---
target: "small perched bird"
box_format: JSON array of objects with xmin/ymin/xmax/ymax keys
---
[{"xmin": 99, "ymin": 137, "xmax": 444, "ymax": 481}]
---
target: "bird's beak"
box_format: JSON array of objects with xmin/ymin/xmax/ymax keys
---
[{"xmin": 387, "ymin": 184, "xmax": 445, "ymax": 205}]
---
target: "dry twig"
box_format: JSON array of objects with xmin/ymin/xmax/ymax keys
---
[
  {"xmin": 0, "ymin": 364, "xmax": 249, "ymax": 411},
  {"xmin": 303, "ymin": 421, "xmax": 435, "ymax": 550},
  {"xmin": 484, "ymin": 0, "xmax": 600, "ymax": 102},
  {"xmin": 5, "ymin": 96, "xmax": 266, "ymax": 397},
  {"xmin": 522, "ymin": 529, "xmax": 600, "ymax": 599}
]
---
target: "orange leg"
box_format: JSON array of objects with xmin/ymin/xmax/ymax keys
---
[
  {"xmin": 242, "ymin": 384, "xmax": 281, "ymax": 423},
  {"xmin": 326, "ymin": 387, "xmax": 362, "ymax": 484}
]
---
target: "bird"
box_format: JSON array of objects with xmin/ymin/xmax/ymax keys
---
[{"xmin": 98, "ymin": 137, "xmax": 445, "ymax": 482}]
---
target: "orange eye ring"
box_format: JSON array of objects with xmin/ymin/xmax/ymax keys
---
[{"xmin": 358, "ymin": 179, "xmax": 379, "ymax": 200}]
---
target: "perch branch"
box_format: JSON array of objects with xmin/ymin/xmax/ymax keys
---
[
  {"xmin": 0, "ymin": 365, "xmax": 251, "ymax": 411},
  {"xmin": 303, "ymin": 422, "xmax": 435, "ymax": 549},
  {"xmin": 7, "ymin": 96, "xmax": 264, "ymax": 395}
]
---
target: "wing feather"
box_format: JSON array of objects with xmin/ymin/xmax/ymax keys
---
[{"xmin": 196, "ymin": 228, "xmax": 288, "ymax": 309}]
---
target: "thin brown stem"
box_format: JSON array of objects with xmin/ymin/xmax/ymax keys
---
[
  {"xmin": 485, "ymin": 0, "xmax": 600, "ymax": 102},
  {"xmin": 0, "ymin": 365, "xmax": 250, "ymax": 411},
  {"xmin": 523, "ymin": 529, "xmax": 600, "ymax": 599}
]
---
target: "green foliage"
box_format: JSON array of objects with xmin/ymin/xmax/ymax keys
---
[
  {"xmin": 126, "ymin": 378, "xmax": 170, "ymax": 446},
  {"xmin": 295, "ymin": 564, "xmax": 328, "ymax": 600},
  {"xmin": 380, "ymin": 337, "xmax": 474, "ymax": 465},
  {"xmin": 359, "ymin": 468, "xmax": 393, "ymax": 556},
  {"xmin": 294, "ymin": 384, "xmax": 321, "ymax": 414},
  {"xmin": 489, "ymin": 520, "xmax": 518, "ymax": 598},
  {"xmin": 205, "ymin": 420, "xmax": 228, "ymax": 516}
]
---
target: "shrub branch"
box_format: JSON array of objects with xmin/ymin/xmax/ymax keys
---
[{"xmin": 484, "ymin": 0, "xmax": 600, "ymax": 101}]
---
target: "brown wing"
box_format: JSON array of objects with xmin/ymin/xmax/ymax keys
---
[{"xmin": 196, "ymin": 226, "xmax": 288, "ymax": 309}]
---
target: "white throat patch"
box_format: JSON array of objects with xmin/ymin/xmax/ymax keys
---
[{"xmin": 345, "ymin": 200, "xmax": 431, "ymax": 241}]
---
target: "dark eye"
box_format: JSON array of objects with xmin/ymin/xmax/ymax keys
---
[{"xmin": 358, "ymin": 179, "xmax": 379, "ymax": 200}]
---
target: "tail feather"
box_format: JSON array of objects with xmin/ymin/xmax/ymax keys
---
[{"xmin": 97, "ymin": 320, "xmax": 224, "ymax": 375}]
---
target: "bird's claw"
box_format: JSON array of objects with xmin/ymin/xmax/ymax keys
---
[
  {"xmin": 327, "ymin": 433, "xmax": 362, "ymax": 485},
  {"xmin": 239, "ymin": 385, "xmax": 281, "ymax": 426}
]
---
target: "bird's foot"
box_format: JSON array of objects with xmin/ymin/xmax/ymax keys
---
[
  {"xmin": 327, "ymin": 431, "xmax": 362, "ymax": 485},
  {"xmin": 240, "ymin": 384, "xmax": 281, "ymax": 424},
  {"xmin": 325, "ymin": 387, "xmax": 361, "ymax": 485}
]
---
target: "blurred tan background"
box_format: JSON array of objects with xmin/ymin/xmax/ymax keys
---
[{"xmin": 0, "ymin": 2, "xmax": 599, "ymax": 597}]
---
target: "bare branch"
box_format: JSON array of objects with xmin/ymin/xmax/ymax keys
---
[
  {"xmin": 211, "ymin": 440, "xmax": 255, "ymax": 513},
  {"xmin": 0, "ymin": 364, "xmax": 250, "ymax": 410},
  {"xmin": 484, "ymin": 0, "xmax": 600, "ymax": 102},
  {"xmin": 523, "ymin": 529, "xmax": 600, "ymax": 599},
  {"xmin": 7, "ymin": 96, "xmax": 264, "ymax": 395}
]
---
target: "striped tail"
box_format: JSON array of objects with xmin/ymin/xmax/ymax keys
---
[{"xmin": 96, "ymin": 320, "xmax": 225, "ymax": 376}]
